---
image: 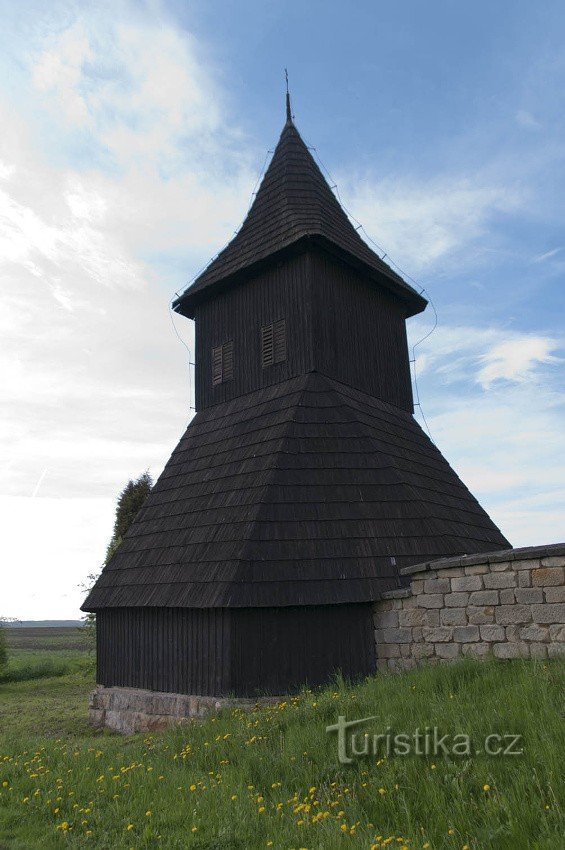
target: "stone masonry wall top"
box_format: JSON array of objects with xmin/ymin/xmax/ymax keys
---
[
  {"xmin": 400, "ymin": 542, "xmax": 565, "ymax": 577},
  {"xmin": 374, "ymin": 544, "xmax": 565, "ymax": 672}
]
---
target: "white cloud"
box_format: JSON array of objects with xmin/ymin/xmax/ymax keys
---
[
  {"xmin": 0, "ymin": 3, "xmax": 260, "ymax": 617},
  {"xmin": 338, "ymin": 173, "xmax": 524, "ymax": 273},
  {"xmin": 410, "ymin": 322, "xmax": 565, "ymax": 548},
  {"xmin": 477, "ymin": 337, "xmax": 562, "ymax": 388}
]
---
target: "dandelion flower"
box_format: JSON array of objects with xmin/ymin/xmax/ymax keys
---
[{"xmin": 483, "ymin": 784, "xmax": 490, "ymax": 791}]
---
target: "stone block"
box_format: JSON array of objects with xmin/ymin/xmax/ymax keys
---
[
  {"xmin": 89, "ymin": 709, "xmax": 105, "ymax": 728},
  {"xmin": 377, "ymin": 611, "xmax": 400, "ymax": 628},
  {"xmin": 499, "ymin": 589, "xmax": 516, "ymax": 604},
  {"xmin": 505, "ymin": 625, "xmax": 521, "ymax": 642},
  {"xmin": 547, "ymin": 644, "xmax": 565, "ymax": 657},
  {"xmin": 529, "ymin": 643, "xmax": 548, "ymax": 659},
  {"xmin": 467, "ymin": 606, "xmax": 495, "ymax": 625},
  {"xmin": 422, "ymin": 626, "xmax": 453, "ymax": 643},
  {"xmin": 398, "ymin": 608, "xmax": 428, "ymax": 627},
  {"xmin": 400, "ymin": 644, "xmax": 412, "ymax": 657},
  {"xmin": 520, "ymin": 624, "xmax": 549, "ymax": 642},
  {"xmin": 480, "ymin": 624, "xmax": 505, "ymax": 641},
  {"xmin": 411, "ymin": 643, "xmax": 435, "ymax": 659},
  {"xmin": 512, "ymin": 558, "xmax": 541, "ymax": 570},
  {"xmin": 495, "ymin": 605, "xmax": 532, "ymax": 625},
  {"xmin": 464, "ymin": 564, "xmax": 489, "ymax": 575},
  {"xmin": 377, "ymin": 643, "xmax": 401, "ymax": 658},
  {"xmin": 493, "ymin": 642, "xmax": 529, "ymax": 659},
  {"xmin": 376, "ymin": 627, "xmax": 413, "ymax": 644},
  {"xmin": 483, "ymin": 572, "xmax": 517, "ymax": 589},
  {"xmin": 531, "ymin": 603, "xmax": 565, "ymax": 624},
  {"xmin": 440, "ymin": 608, "xmax": 467, "ymax": 626},
  {"xmin": 545, "ymin": 587, "xmax": 565, "ymax": 603},
  {"xmin": 423, "ymin": 609, "xmax": 440, "ymax": 626},
  {"xmin": 424, "ymin": 578, "xmax": 451, "ymax": 594},
  {"xmin": 541, "ymin": 555, "xmax": 565, "ymax": 569},
  {"xmin": 435, "ymin": 643, "xmax": 461, "ymax": 659},
  {"xmin": 489, "ymin": 560, "xmax": 512, "ymax": 572},
  {"xmin": 517, "ymin": 571, "xmax": 532, "ymax": 588},
  {"xmin": 469, "ymin": 590, "xmax": 499, "ymax": 605},
  {"xmin": 462, "ymin": 643, "xmax": 491, "ymax": 658},
  {"xmin": 410, "ymin": 580, "xmax": 424, "ymax": 594},
  {"xmin": 438, "ymin": 567, "xmax": 465, "ymax": 578},
  {"xmin": 532, "ymin": 567, "xmax": 564, "ymax": 587},
  {"xmin": 418, "ymin": 593, "xmax": 445, "ymax": 608},
  {"xmin": 453, "ymin": 625, "xmax": 480, "ymax": 643},
  {"xmin": 445, "ymin": 592, "xmax": 470, "ymax": 607},
  {"xmin": 451, "ymin": 576, "xmax": 483, "ymax": 592},
  {"xmin": 515, "ymin": 588, "xmax": 543, "ymax": 604},
  {"xmin": 549, "ymin": 624, "xmax": 565, "ymax": 642}
]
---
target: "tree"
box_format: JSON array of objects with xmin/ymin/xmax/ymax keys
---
[{"xmin": 82, "ymin": 472, "xmax": 153, "ymax": 644}]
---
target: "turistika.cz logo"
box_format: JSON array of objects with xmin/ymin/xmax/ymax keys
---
[{"xmin": 326, "ymin": 716, "xmax": 524, "ymax": 765}]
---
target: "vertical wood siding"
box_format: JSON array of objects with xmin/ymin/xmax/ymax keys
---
[
  {"xmin": 195, "ymin": 251, "xmax": 313, "ymax": 410},
  {"xmin": 310, "ymin": 251, "xmax": 414, "ymax": 412},
  {"xmin": 194, "ymin": 246, "xmax": 413, "ymax": 414},
  {"xmin": 96, "ymin": 604, "xmax": 375, "ymax": 697}
]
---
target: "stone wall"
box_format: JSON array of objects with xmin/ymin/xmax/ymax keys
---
[
  {"xmin": 89, "ymin": 686, "xmax": 275, "ymax": 734},
  {"xmin": 373, "ymin": 543, "xmax": 565, "ymax": 671}
]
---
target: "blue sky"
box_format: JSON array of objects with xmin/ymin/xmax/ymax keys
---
[{"xmin": 1, "ymin": 0, "xmax": 564, "ymax": 618}]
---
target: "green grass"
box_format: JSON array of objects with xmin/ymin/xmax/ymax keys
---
[{"xmin": 0, "ymin": 656, "xmax": 563, "ymax": 850}]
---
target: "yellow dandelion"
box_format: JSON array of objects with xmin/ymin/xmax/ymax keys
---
[
  {"xmin": 483, "ymin": 784, "xmax": 491, "ymax": 792},
  {"xmin": 126, "ymin": 823, "xmax": 134, "ymax": 831},
  {"xmin": 340, "ymin": 823, "xmax": 348, "ymax": 832},
  {"xmin": 145, "ymin": 810, "xmax": 152, "ymax": 817}
]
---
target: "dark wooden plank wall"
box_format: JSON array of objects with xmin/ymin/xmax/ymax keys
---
[
  {"xmin": 230, "ymin": 603, "xmax": 376, "ymax": 697},
  {"xmin": 96, "ymin": 607, "xmax": 230, "ymax": 696},
  {"xmin": 195, "ymin": 251, "xmax": 313, "ymax": 410},
  {"xmin": 195, "ymin": 246, "xmax": 413, "ymax": 414},
  {"xmin": 96, "ymin": 604, "xmax": 375, "ymax": 697},
  {"xmin": 310, "ymin": 251, "xmax": 414, "ymax": 412}
]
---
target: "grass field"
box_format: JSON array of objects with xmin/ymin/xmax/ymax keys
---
[{"xmin": 0, "ymin": 629, "xmax": 563, "ymax": 849}]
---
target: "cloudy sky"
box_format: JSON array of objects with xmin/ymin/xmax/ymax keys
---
[{"xmin": 1, "ymin": 0, "xmax": 564, "ymax": 620}]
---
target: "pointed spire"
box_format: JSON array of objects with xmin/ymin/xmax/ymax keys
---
[
  {"xmin": 174, "ymin": 107, "xmax": 427, "ymax": 319},
  {"xmin": 285, "ymin": 68, "xmax": 292, "ymax": 123}
]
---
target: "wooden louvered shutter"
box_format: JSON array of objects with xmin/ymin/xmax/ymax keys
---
[
  {"xmin": 223, "ymin": 340, "xmax": 234, "ymax": 381},
  {"xmin": 261, "ymin": 323, "xmax": 274, "ymax": 368},
  {"xmin": 212, "ymin": 345, "xmax": 223, "ymax": 385},
  {"xmin": 273, "ymin": 318, "xmax": 286, "ymax": 363}
]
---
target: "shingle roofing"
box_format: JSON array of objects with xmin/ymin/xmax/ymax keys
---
[
  {"xmin": 173, "ymin": 119, "xmax": 427, "ymax": 319},
  {"xmin": 82, "ymin": 372, "xmax": 510, "ymax": 611}
]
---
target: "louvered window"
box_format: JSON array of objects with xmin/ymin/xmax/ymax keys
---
[
  {"xmin": 211, "ymin": 340, "xmax": 234, "ymax": 386},
  {"xmin": 261, "ymin": 319, "xmax": 286, "ymax": 368}
]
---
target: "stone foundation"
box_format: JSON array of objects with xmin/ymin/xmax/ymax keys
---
[
  {"xmin": 373, "ymin": 543, "xmax": 565, "ymax": 671},
  {"xmin": 89, "ymin": 686, "xmax": 274, "ymax": 734}
]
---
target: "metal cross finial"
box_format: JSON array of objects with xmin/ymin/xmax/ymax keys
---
[{"xmin": 285, "ymin": 68, "xmax": 292, "ymax": 122}]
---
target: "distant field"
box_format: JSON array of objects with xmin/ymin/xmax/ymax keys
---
[{"xmin": 4, "ymin": 627, "xmax": 89, "ymax": 652}]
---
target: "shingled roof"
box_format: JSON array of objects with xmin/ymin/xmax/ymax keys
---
[
  {"xmin": 83, "ymin": 373, "xmax": 510, "ymax": 611},
  {"xmin": 173, "ymin": 119, "xmax": 427, "ymax": 319}
]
